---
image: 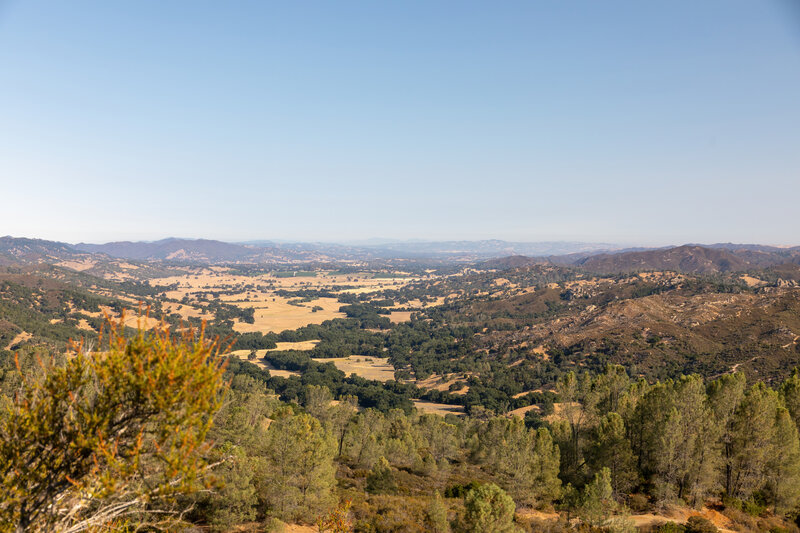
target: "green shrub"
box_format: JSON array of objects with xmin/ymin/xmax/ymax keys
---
[
  {"xmin": 684, "ymin": 516, "xmax": 718, "ymax": 533},
  {"xmin": 656, "ymin": 522, "xmax": 685, "ymax": 533},
  {"xmin": 366, "ymin": 457, "xmax": 397, "ymax": 494},
  {"xmin": 743, "ymin": 495, "xmax": 767, "ymax": 517},
  {"xmin": 628, "ymin": 493, "xmax": 650, "ymax": 513}
]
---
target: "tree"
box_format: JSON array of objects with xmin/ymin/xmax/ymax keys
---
[
  {"xmin": 425, "ymin": 491, "xmax": 450, "ymax": 533},
  {"xmin": 462, "ymin": 484, "xmax": 518, "ymax": 533},
  {"xmin": 656, "ymin": 376, "xmax": 719, "ymax": 505},
  {"xmin": 342, "ymin": 409, "xmax": 385, "ymax": 469},
  {"xmin": 580, "ymin": 468, "xmax": 616, "ymax": 528},
  {"xmin": 555, "ymin": 372, "xmax": 592, "ymax": 482},
  {"xmin": 707, "ymin": 373, "xmax": 746, "ymax": 501},
  {"xmin": 199, "ymin": 446, "xmax": 258, "ymax": 531},
  {"xmin": 366, "ymin": 456, "xmax": 397, "ymax": 494},
  {"xmin": 727, "ymin": 383, "xmax": 779, "ymax": 500},
  {"xmin": 0, "ymin": 318, "xmax": 227, "ymax": 532},
  {"xmin": 779, "ymin": 369, "xmax": 800, "ymax": 430},
  {"xmin": 258, "ymin": 411, "xmax": 336, "ymax": 523},
  {"xmin": 586, "ymin": 413, "xmax": 637, "ymax": 497},
  {"xmin": 474, "ymin": 417, "xmax": 560, "ymax": 506},
  {"xmin": 764, "ymin": 407, "xmax": 800, "ymax": 514}
]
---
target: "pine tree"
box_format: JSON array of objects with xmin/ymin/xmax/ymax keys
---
[
  {"xmin": 475, "ymin": 417, "xmax": 561, "ymax": 506},
  {"xmin": 425, "ymin": 491, "xmax": 450, "ymax": 533},
  {"xmin": 462, "ymin": 483, "xmax": 518, "ymax": 533},
  {"xmin": 728, "ymin": 383, "xmax": 779, "ymax": 500},
  {"xmin": 656, "ymin": 376, "xmax": 719, "ymax": 505},
  {"xmin": 779, "ymin": 369, "xmax": 800, "ymax": 430},
  {"xmin": 586, "ymin": 412, "xmax": 637, "ymax": 496},
  {"xmin": 257, "ymin": 412, "xmax": 336, "ymax": 522},
  {"xmin": 579, "ymin": 468, "xmax": 617, "ymax": 528},
  {"xmin": 366, "ymin": 456, "xmax": 397, "ymax": 494},
  {"xmin": 765, "ymin": 407, "xmax": 800, "ymax": 514},
  {"xmin": 707, "ymin": 372, "xmax": 746, "ymax": 501}
]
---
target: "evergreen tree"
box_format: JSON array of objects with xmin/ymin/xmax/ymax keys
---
[
  {"xmin": 728, "ymin": 383, "xmax": 779, "ymax": 501},
  {"xmin": 475, "ymin": 417, "xmax": 560, "ymax": 506},
  {"xmin": 425, "ymin": 491, "xmax": 450, "ymax": 533},
  {"xmin": 366, "ymin": 456, "xmax": 397, "ymax": 494},
  {"xmin": 707, "ymin": 372, "xmax": 746, "ymax": 501},
  {"xmin": 779, "ymin": 369, "xmax": 800, "ymax": 431},
  {"xmin": 656, "ymin": 376, "xmax": 719, "ymax": 505},
  {"xmin": 579, "ymin": 468, "xmax": 617, "ymax": 528},
  {"xmin": 258, "ymin": 412, "xmax": 336, "ymax": 523},
  {"xmin": 586, "ymin": 412, "xmax": 638, "ymax": 496},
  {"xmin": 765, "ymin": 407, "xmax": 800, "ymax": 514},
  {"xmin": 462, "ymin": 483, "xmax": 518, "ymax": 533},
  {"xmin": 201, "ymin": 446, "xmax": 258, "ymax": 531}
]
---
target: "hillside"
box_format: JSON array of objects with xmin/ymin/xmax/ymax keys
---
[{"xmin": 574, "ymin": 244, "xmax": 800, "ymax": 274}]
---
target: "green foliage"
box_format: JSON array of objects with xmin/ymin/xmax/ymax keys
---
[
  {"xmin": 0, "ymin": 319, "xmax": 227, "ymax": 532},
  {"xmin": 462, "ymin": 483, "xmax": 518, "ymax": 533},
  {"xmin": 258, "ymin": 412, "xmax": 337, "ymax": 523},
  {"xmin": 656, "ymin": 522, "xmax": 686, "ymax": 533},
  {"xmin": 586, "ymin": 412, "xmax": 637, "ymax": 496},
  {"xmin": 684, "ymin": 516, "xmax": 718, "ymax": 533},
  {"xmin": 579, "ymin": 468, "xmax": 617, "ymax": 528},
  {"xmin": 473, "ymin": 417, "xmax": 561, "ymax": 506},
  {"xmin": 425, "ymin": 491, "xmax": 450, "ymax": 533},
  {"xmin": 366, "ymin": 456, "xmax": 397, "ymax": 494}
]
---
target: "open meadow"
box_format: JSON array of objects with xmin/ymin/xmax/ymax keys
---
[{"xmin": 148, "ymin": 268, "xmax": 423, "ymax": 334}]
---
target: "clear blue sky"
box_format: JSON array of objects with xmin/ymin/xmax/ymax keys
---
[{"xmin": 1, "ymin": 1, "xmax": 799, "ymax": 245}]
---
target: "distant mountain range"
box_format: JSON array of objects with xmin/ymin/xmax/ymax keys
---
[
  {"xmin": 3, "ymin": 236, "xmax": 624, "ymax": 265},
  {"xmin": 2, "ymin": 236, "xmax": 799, "ymax": 274},
  {"xmin": 572, "ymin": 244, "xmax": 800, "ymax": 274}
]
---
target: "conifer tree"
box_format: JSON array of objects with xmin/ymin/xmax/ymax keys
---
[
  {"xmin": 579, "ymin": 468, "xmax": 617, "ymax": 528},
  {"xmin": 765, "ymin": 407, "xmax": 800, "ymax": 514},
  {"xmin": 707, "ymin": 372, "xmax": 746, "ymax": 500},
  {"xmin": 728, "ymin": 383, "xmax": 779, "ymax": 500},
  {"xmin": 779, "ymin": 369, "xmax": 800, "ymax": 430},
  {"xmin": 586, "ymin": 412, "xmax": 637, "ymax": 496},
  {"xmin": 425, "ymin": 491, "xmax": 450, "ymax": 533},
  {"xmin": 462, "ymin": 483, "xmax": 518, "ymax": 533},
  {"xmin": 366, "ymin": 456, "xmax": 397, "ymax": 494},
  {"xmin": 656, "ymin": 376, "xmax": 719, "ymax": 505},
  {"xmin": 258, "ymin": 412, "xmax": 336, "ymax": 522}
]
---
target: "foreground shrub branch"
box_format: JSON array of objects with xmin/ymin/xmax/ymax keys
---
[{"xmin": 0, "ymin": 316, "xmax": 227, "ymax": 532}]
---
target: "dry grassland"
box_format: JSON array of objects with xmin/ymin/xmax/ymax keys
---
[
  {"xmin": 162, "ymin": 301, "xmax": 213, "ymax": 321},
  {"xmin": 148, "ymin": 269, "xmax": 423, "ymax": 334},
  {"xmin": 388, "ymin": 311, "xmax": 413, "ymax": 323},
  {"xmin": 228, "ymin": 350, "xmax": 301, "ymax": 378},
  {"xmin": 6, "ymin": 331, "xmax": 31, "ymax": 348},
  {"xmin": 269, "ymin": 340, "xmax": 319, "ymax": 351},
  {"xmin": 81, "ymin": 306, "xmax": 162, "ymax": 330},
  {"xmin": 232, "ymin": 296, "xmax": 344, "ymax": 334},
  {"xmin": 412, "ymin": 400, "xmax": 465, "ymax": 416},
  {"xmin": 312, "ymin": 356, "xmax": 395, "ymax": 382},
  {"xmin": 56, "ymin": 259, "xmax": 97, "ymax": 272},
  {"xmin": 412, "ymin": 373, "xmax": 469, "ymax": 395}
]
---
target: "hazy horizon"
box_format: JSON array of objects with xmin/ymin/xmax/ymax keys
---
[
  {"xmin": 4, "ymin": 232, "xmax": 800, "ymax": 251},
  {"xmin": 2, "ymin": 1, "xmax": 799, "ymax": 245}
]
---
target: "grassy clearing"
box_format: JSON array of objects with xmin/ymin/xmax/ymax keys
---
[
  {"xmin": 412, "ymin": 400, "xmax": 465, "ymax": 417},
  {"xmin": 272, "ymin": 271, "xmax": 317, "ymax": 278},
  {"xmin": 311, "ymin": 355, "xmax": 396, "ymax": 382}
]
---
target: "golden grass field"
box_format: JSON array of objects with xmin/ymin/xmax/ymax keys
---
[
  {"xmin": 269, "ymin": 340, "xmax": 320, "ymax": 351},
  {"xmin": 228, "ymin": 349, "xmax": 301, "ymax": 378},
  {"xmin": 147, "ymin": 268, "xmax": 424, "ymax": 334},
  {"xmin": 412, "ymin": 400, "xmax": 465, "ymax": 416},
  {"xmin": 311, "ymin": 355, "xmax": 396, "ymax": 382}
]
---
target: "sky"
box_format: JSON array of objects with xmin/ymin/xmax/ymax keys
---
[{"xmin": 1, "ymin": 1, "xmax": 799, "ymax": 246}]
